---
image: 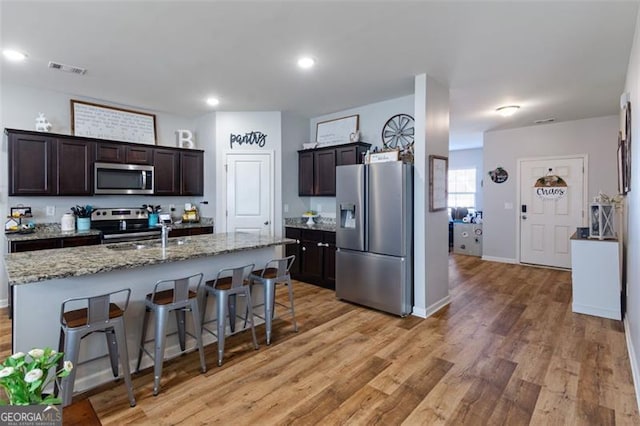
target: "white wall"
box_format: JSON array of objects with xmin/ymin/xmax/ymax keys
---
[
  {"xmin": 214, "ymin": 111, "xmax": 283, "ymax": 237},
  {"xmin": 623, "ymin": 6, "xmax": 640, "ymax": 407},
  {"xmin": 449, "ymin": 148, "xmax": 484, "ymax": 210},
  {"xmin": 413, "ymin": 74, "xmax": 450, "ymax": 318},
  {"xmin": 307, "ymin": 95, "xmax": 415, "ymax": 217},
  {"xmin": 281, "ymin": 112, "xmax": 309, "ymax": 220},
  {"xmin": 483, "ymin": 116, "xmax": 619, "ymax": 262}
]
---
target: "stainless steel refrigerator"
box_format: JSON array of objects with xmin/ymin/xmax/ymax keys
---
[{"xmin": 335, "ymin": 161, "xmax": 413, "ymax": 316}]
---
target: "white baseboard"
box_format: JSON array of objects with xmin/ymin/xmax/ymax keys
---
[
  {"xmin": 572, "ymin": 303, "xmax": 621, "ymax": 321},
  {"xmin": 413, "ymin": 295, "xmax": 451, "ymax": 319},
  {"xmin": 481, "ymin": 255, "xmax": 517, "ymax": 264},
  {"xmin": 0, "ymin": 299, "xmax": 7, "ymax": 309},
  {"xmin": 624, "ymin": 317, "xmax": 640, "ymax": 414}
]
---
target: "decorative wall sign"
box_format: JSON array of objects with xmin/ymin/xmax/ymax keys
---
[
  {"xmin": 316, "ymin": 114, "xmax": 359, "ymax": 145},
  {"xmin": 429, "ymin": 155, "xmax": 448, "ymax": 212},
  {"xmin": 71, "ymin": 99, "xmax": 157, "ymax": 145},
  {"xmin": 534, "ymin": 170, "xmax": 568, "ymax": 200},
  {"xmin": 488, "ymin": 167, "xmax": 508, "ymax": 183},
  {"xmin": 230, "ymin": 131, "xmax": 267, "ymax": 149}
]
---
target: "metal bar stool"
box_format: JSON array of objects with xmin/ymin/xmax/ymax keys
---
[
  {"xmin": 201, "ymin": 263, "xmax": 259, "ymax": 366},
  {"xmin": 55, "ymin": 288, "xmax": 136, "ymax": 408},
  {"xmin": 248, "ymin": 256, "xmax": 298, "ymax": 345},
  {"xmin": 136, "ymin": 273, "xmax": 206, "ymax": 396}
]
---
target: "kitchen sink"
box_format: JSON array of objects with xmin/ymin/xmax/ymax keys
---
[{"xmin": 107, "ymin": 243, "xmax": 150, "ymax": 251}]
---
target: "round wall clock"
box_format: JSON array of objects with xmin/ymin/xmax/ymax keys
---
[{"xmin": 382, "ymin": 114, "xmax": 415, "ymax": 150}]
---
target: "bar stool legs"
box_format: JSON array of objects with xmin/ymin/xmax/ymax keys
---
[
  {"xmin": 202, "ymin": 264, "xmax": 259, "ymax": 367},
  {"xmin": 136, "ymin": 273, "xmax": 206, "ymax": 396}
]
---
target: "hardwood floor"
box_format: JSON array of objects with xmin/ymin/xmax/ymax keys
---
[{"xmin": 1, "ymin": 254, "xmax": 638, "ymax": 424}]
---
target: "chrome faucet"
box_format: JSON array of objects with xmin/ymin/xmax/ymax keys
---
[{"xmin": 161, "ymin": 223, "xmax": 172, "ymax": 248}]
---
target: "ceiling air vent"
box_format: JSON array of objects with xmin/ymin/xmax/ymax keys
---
[
  {"xmin": 534, "ymin": 118, "xmax": 555, "ymax": 124},
  {"xmin": 48, "ymin": 61, "xmax": 87, "ymax": 75}
]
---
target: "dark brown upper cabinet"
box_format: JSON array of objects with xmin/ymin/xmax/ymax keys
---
[
  {"xmin": 8, "ymin": 132, "xmax": 56, "ymax": 195},
  {"xmin": 95, "ymin": 142, "xmax": 125, "ymax": 163},
  {"xmin": 298, "ymin": 142, "xmax": 370, "ymax": 197},
  {"xmin": 6, "ymin": 128, "xmax": 205, "ymax": 197},
  {"xmin": 181, "ymin": 151, "xmax": 204, "ymax": 195},
  {"xmin": 56, "ymin": 138, "xmax": 95, "ymax": 195},
  {"xmin": 125, "ymin": 146, "xmax": 153, "ymax": 165},
  {"xmin": 154, "ymin": 149, "xmax": 181, "ymax": 195}
]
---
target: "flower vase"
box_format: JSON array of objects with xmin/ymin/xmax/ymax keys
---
[
  {"xmin": 76, "ymin": 217, "xmax": 91, "ymax": 232},
  {"xmin": 148, "ymin": 213, "xmax": 159, "ymax": 227}
]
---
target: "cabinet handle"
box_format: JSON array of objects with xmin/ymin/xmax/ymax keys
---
[
  {"xmin": 317, "ymin": 242, "xmax": 323, "ymax": 247},
  {"xmin": 302, "ymin": 246, "xmax": 306, "ymax": 251},
  {"xmin": 296, "ymin": 239, "xmax": 300, "ymax": 244}
]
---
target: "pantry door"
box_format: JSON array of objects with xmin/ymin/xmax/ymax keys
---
[
  {"xmin": 519, "ymin": 156, "xmax": 586, "ymax": 268},
  {"xmin": 226, "ymin": 152, "xmax": 273, "ymax": 234}
]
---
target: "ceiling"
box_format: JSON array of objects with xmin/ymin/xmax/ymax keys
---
[{"xmin": 1, "ymin": 1, "xmax": 638, "ymax": 150}]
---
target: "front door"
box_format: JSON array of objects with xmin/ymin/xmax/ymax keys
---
[
  {"xmin": 519, "ymin": 156, "xmax": 585, "ymax": 268},
  {"xmin": 226, "ymin": 153, "xmax": 273, "ymax": 234}
]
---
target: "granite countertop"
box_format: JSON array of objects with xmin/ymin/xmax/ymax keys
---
[
  {"xmin": 284, "ymin": 217, "xmax": 336, "ymax": 232},
  {"xmin": 4, "ymin": 232, "xmax": 294, "ymax": 286},
  {"xmin": 5, "ymin": 219, "xmax": 214, "ymax": 242},
  {"xmin": 5, "ymin": 225, "xmax": 102, "ymax": 242}
]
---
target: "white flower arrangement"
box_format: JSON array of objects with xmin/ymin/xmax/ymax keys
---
[{"xmin": 0, "ymin": 347, "xmax": 72, "ymax": 405}]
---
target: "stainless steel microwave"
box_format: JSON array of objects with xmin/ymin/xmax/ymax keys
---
[{"xmin": 94, "ymin": 162, "xmax": 154, "ymax": 195}]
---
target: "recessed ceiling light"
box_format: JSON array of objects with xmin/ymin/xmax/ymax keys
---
[
  {"xmin": 206, "ymin": 97, "xmax": 220, "ymax": 107},
  {"xmin": 297, "ymin": 56, "xmax": 315, "ymax": 69},
  {"xmin": 2, "ymin": 49, "xmax": 27, "ymax": 62},
  {"xmin": 496, "ymin": 105, "xmax": 520, "ymax": 117}
]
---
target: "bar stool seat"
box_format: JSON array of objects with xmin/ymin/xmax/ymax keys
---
[
  {"xmin": 248, "ymin": 256, "xmax": 298, "ymax": 345},
  {"xmin": 55, "ymin": 289, "xmax": 136, "ymax": 408},
  {"xmin": 136, "ymin": 273, "xmax": 206, "ymax": 396},
  {"xmin": 202, "ymin": 263, "xmax": 259, "ymax": 366}
]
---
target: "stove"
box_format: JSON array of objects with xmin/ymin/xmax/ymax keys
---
[{"xmin": 91, "ymin": 208, "xmax": 162, "ymax": 243}]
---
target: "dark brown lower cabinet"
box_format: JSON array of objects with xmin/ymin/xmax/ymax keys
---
[
  {"xmin": 168, "ymin": 226, "xmax": 213, "ymax": 238},
  {"xmin": 285, "ymin": 227, "xmax": 335, "ymax": 290}
]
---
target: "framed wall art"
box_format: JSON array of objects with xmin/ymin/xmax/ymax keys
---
[
  {"xmin": 71, "ymin": 99, "xmax": 157, "ymax": 145},
  {"xmin": 429, "ymin": 155, "xmax": 448, "ymax": 212},
  {"xmin": 315, "ymin": 114, "xmax": 359, "ymax": 145}
]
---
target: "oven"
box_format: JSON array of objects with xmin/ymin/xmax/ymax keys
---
[
  {"xmin": 91, "ymin": 208, "xmax": 161, "ymax": 243},
  {"xmin": 95, "ymin": 162, "xmax": 154, "ymax": 195}
]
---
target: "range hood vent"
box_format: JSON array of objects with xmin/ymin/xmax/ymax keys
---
[{"xmin": 48, "ymin": 61, "xmax": 87, "ymax": 75}]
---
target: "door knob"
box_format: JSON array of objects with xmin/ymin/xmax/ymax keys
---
[
  {"xmin": 522, "ymin": 215, "xmax": 527, "ymax": 220},
  {"xmin": 264, "ymin": 221, "xmax": 269, "ymax": 225}
]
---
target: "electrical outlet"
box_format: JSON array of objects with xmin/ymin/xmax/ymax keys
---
[
  {"xmin": 46, "ymin": 206, "xmax": 55, "ymax": 216},
  {"xmin": 317, "ymin": 204, "xmax": 323, "ymax": 212},
  {"xmin": 284, "ymin": 204, "xmax": 289, "ymax": 213}
]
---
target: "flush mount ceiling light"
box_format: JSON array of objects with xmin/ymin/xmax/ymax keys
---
[
  {"xmin": 297, "ymin": 56, "xmax": 315, "ymax": 69},
  {"xmin": 496, "ymin": 105, "xmax": 520, "ymax": 117},
  {"xmin": 206, "ymin": 97, "xmax": 220, "ymax": 107},
  {"xmin": 2, "ymin": 49, "xmax": 27, "ymax": 62}
]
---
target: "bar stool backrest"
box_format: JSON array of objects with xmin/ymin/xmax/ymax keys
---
[
  {"xmin": 260, "ymin": 255, "xmax": 295, "ymax": 279},
  {"xmin": 60, "ymin": 288, "xmax": 131, "ymax": 327},
  {"xmin": 150, "ymin": 273, "xmax": 203, "ymax": 304},
  {"xmin": 212, "ymin": 263, "xmax": 254, "ymax": 290}
]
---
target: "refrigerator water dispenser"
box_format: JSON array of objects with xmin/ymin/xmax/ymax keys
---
[{"xmin": 340, "ymin": 203, "xmax": 357, "ymax": 229}]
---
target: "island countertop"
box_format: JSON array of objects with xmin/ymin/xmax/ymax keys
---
[{"xmin": 4, "ymin": 232, "xmax": 294, "ymax": 285}]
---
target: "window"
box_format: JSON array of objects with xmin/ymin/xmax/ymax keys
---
[{"xmin": 448, "ymin": 168, "xmax": 476, "ymax": 207}]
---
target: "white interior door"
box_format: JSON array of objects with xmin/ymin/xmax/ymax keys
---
[
  {"xmin": 226, "ymin": 153, "xmax": 273, "ymax": 234},
  {"xmin": 519, "ymin": 157, "xmax": 585, "ymax": 268}
]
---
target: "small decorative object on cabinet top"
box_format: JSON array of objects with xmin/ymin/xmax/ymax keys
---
[
  {"xmin": 589, "ymin": 202, "xmax": 615, "ymax": 240},
  {"xmin": 35, "ymin": 113, "xmax": 52, "ymax": 132},
  {"xmin": 176, "ymin": 129, "xmax": 194, "ymax": 148}
]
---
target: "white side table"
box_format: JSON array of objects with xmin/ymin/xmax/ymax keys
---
[{"xmin": 570, "ymin": 233, "xmax": 621, "ymax": 320}]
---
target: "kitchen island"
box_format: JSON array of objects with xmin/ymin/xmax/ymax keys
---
[{"xmin": 4, "ymin": 232, "xmax": 293, "ymax": 393}]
